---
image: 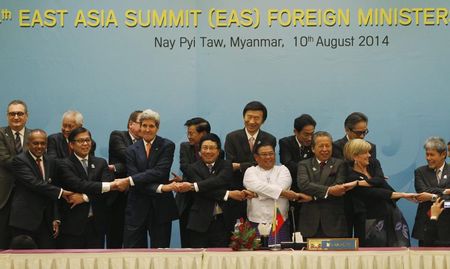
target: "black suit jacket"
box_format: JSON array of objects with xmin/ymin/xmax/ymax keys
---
[
  {"xmin": 279, "ymin": 135, "xmax": 313, "ymax": 190},
  {"xmin": 56, "ymin": 154, "xmax": 113, "ymax": 236},
  {"xmin": 332, "ymin": 136, "xmax": 377, "ymax": 160},
  {"xmin": 0, "ymin": 127, "xmax": 31, "ymax": 209},
  {"xmin": 297, "ymin": 157, "xmax": 348, "ymax": 237},
  {"xmin": 47, "ymin": 132, "xmax": 96, "ymax": 159},
  {"xmin": 347, "ymin": 160, "xmax": 396, "ymax": 219},
  {"xmin": 224, "ymin": 128, "xmax": 276, "ymax": 190},
  {"xmin": 184, "ymin": 159, "xmax": 232, "ymax": 233},
  {"xmin": 125, "ymin": 136, "xmax": 178, "ymax": 227},
  {"xmin": 175, "ymin": 142, "xmax": 198, "ymax": 215},
  {"xmin": 412, "ymin": 163, "xmax": 450, "ymax": 240},
  {"xmin": 9, "ymin": 152, "xmax": 61, "ymax": 231},
  {"xmin": 108, "ymin": 130, "xmax": 134, "ymax": 178}
]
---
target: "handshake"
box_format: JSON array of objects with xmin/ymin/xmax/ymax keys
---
[{"xmin": 61, "ymin": 191, "xmax": 88, "ymax": 208}]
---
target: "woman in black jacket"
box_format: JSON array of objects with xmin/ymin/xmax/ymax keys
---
[{"xmin": 343, "ymin": 139, "xmax": 416, "ymax": 247}]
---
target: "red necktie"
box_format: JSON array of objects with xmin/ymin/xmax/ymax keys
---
[{"xmin": 36, "ymin": 157, "xmax": 44, "ymax": 178}]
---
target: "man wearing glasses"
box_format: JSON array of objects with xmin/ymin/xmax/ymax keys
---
[
  {"xmin": 332, "ymin": 112, "xmax": 376, "ymax": 160},
  {"xmin": 0, "ymin": 99, "xmax": 31, "ymax": 249},
  {"xmin": 56, "ymin": 127, "xmax": 118, "ymax": 248}
]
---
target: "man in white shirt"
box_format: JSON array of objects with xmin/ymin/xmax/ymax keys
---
[{"xmin": 244, "ymin": 141, "xmax": 311, "ymax": 243}]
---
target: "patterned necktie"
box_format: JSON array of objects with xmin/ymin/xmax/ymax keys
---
[
  {"xmin": 81, "ymin": 159, "xmax": 88, "ymax": 174},
  {"xmin": 320, "ymin": 161, "xmax": 326, "ymax": 171},
  {"xmin": 436, "ymin": 169, "xmax": 441, "ymax": 184},
  {"xmin": 207, "ymin": 164, "xmax": 213, "ymax": 174},
  {"xmin": 36, "ymin": 157, "xmax": 44, "ymax": 179},
  {"xmin": 249, "ymin": 137, "xmax": 255, "ymax": 152},
  {"xmin": 15, "ymin": 132, "xmax": 22, "ymax": 153}
]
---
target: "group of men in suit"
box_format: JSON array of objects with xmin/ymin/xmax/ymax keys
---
[{"xmin": 0, "ymin": 99, "xmax": 449, "ymax": 249}]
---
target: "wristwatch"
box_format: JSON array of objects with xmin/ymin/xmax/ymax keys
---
[{"xmin": 431, "ymin": 194, "xmax": 438, "ymax": 202}]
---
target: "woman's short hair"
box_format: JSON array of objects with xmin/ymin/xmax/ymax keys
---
[{"xmin": 343, "ymin": 138, "xmax": 372, "ymax": 161}]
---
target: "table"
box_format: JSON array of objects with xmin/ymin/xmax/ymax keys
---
[{"xmin": 1, "ymin": 247, "xmax": 449, "ymax": 269}]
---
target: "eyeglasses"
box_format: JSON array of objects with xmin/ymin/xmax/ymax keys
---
[
  {"xmin": 8, "ymin": 112, "xmax": 26, "ymax": 117},
  {"xmin": 201, "ymin": 146, "xmax": 218, "ymax": 151},
  {"xmin": 73, "ymin": 138, "xmax": 92, "ymax": 144},
  {"xmin": 351, "ymin": 129, "xmax": 369, "ymax": 136},
  {"xmin": 258, "ymin": 152, "xmax": 275, "ymax": 157}
]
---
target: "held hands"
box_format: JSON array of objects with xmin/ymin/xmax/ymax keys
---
[
  {"xmin": 415, "ymin": 192, "xmax": 434, "ymax": 203},
  {"xmin": 328, "ymin": 184, "xmax": 347, "ymax": 197},
  {"xmin": 228, "ymin": 190, "xmax": 257, "ymax": 201},
  {"xmin": 342, "ymin": 181, "xmax": 358, "ymax": 191},
  {"xmin": 110, "ymin": 177, "xmax": 131, "ymax": 192},
  {"xmin": 401, "ymin": 192, "xmax": 419, "ymax": 203},
  {"xmin": 66, "ymin": 193, "xmax": 85, "ymax": 208},
  {"xmin": 169, "ymin": 172, "xmax": 183, "ymax": 182}
]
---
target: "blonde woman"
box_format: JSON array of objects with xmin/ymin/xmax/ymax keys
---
[{"xmin": 343, "ymin": 139, "xmax": 416, "ymax": 247}]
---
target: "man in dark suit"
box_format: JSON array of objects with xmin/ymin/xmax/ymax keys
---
[
  {"xmin": 9, "ymin": 129, "xmax": 73, "ymax": 248},
  {"xmin": 0, "ymin": 100, "xmax": 31, "ymax": 249},
  {"xmin": 56, "ymin": 127, "xmax": 117, "ymax": 248},
  {"xmin": 115, "ymin": 109, "xmax": 178, "ymax": 248},
  {"xmin": 224, "ymin": 101, "xmax": 276, "ymax": 232},
  {"xmin": 106, "ymin": 110, "xmax": 142, "ymax": 248},
  {"xmin": 279, "ymin": 114, "xmax": 316, "ymax": 180},
  {"xmin": 47, "ymin": 110, "xmax": 96, "ymax": 159},
  {"xmin": 279, "ymin": 114, "xmax": 316, "ymax": 234},
  {"xmin": 297, "ymin": 131, "xmax": 348, "ymax": 238},
  {"xmin": 177, "ymin": 117, "xmax": 210, "ymax": 247},
  {"xmin": 332, "ymin": 112, "xmax": 376, "ymax": 159},
  {"xmin": 413, "ymin": 137, "xmax": 450, "ymax": 246},
  {"xmin": 175, "ymin": 133, "xmax": 250, "ymax": 247}
]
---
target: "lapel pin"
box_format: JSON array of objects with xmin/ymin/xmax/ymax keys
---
[
  {"xmin": 48, "ymin": 178, "xmax": 52, "ymax": 183},
  {"xmin": 312, "ymin": 167, "xmax": 317, "ymax": 171},
  {"xmin": 330, "ymin": 165, "xmax": 333, "ymax": 169},
  {"xmin": 444, "ymin": 175, "xmax": 447, "ymax": 179},
  {"xmin": 91, "ymin": 164, "xmax": 95, "ymax": 169}
]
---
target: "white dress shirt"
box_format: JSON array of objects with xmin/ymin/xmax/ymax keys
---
[{"xmin": 243, "ymin": 165, "xmax": 292, "ymax": 223}]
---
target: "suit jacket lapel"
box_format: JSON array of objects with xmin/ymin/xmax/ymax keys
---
[
  {"xmin": 43, "ymin": 155, "xmax": 51, "ymax": 182},
  {"xmin": 439, "ymin": 163, "xmax": 449, "ymax": 186},
  {"xmin": 25, "ymin": 151, "xmax": 42, "ymax": 180},
  {"xmin": 239, "ymin": 129, "xmax": 252, "ymax": 156},
  {"xmin": 311, "ymin": 158, "xmax": 321, "ymax": 181},
  {"xmin": 5, "ymin": 127, "xmax": 16, "ymax": 153},
  {"xmin": 23, "ymin": 128, "xmax": 31, "ymax": 152},
  {"xmin": 71, "ymin": 154, "xmax": 88, "ymax": 180},
  {"xmin": 146, "ymin": 136, "xmax": 161, "ymax": 166}
]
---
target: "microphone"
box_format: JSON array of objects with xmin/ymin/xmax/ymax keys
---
[{"xmin": 290, "ymin": 206, "xmax": 296, "ymax": 233}]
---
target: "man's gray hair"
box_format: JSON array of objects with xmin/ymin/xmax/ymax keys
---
[
  {"xmin": 139, "ymin": 109, "xmax": 160, "ymax": 127},
  {"xmin": 424, "ymin": 136, "xmax": 447, "ymax": 154},
  {"xmin": 62, "ymin": 110, "xmax": 84, "ymax": 126}
]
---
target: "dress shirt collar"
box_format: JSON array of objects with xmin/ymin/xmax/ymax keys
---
[
  {"xmin": 295, "ymin": 135, "xmax": 303, "ymax": 148},
  {"xmin": 245, "ymin": 128, "xmax": 259, "ymax": 141},
  {"xmin": 129, "ymin": 132, "xmax": 139, "ymax": 142},
  {"xmin": 74, "ymin": 153, "xmax": 89, "ymax": 163},
  {"xmin": 144, "ymin": 137, "xmax": 156, "ymax": 146},
  {"xmin": 28, "ymin": 151, "xmax": 40, "ymax": 161},
  {"xmin": 436, "ymin": 162, "xmax": 445, "ymax": 173},
  {"xmin": 316, "ymin": 158, "xmax": 328, "ymax": 165}
]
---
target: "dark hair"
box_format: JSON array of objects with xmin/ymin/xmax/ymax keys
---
[
  {"xmin": 184, "ymin": 117, "xmax": 211, "ymax": 133},
  {"xmin": 311, "ymin": 131, "xmax": 333, "ymax": 148},
  {"xmin": 242, "ymin": 101, "xmax": 267, "ymax": 122},
  {"xmin": 7, "ymin": 99, "xmax": 28, "ymax": 114},
  {"xmin": 127, "ymin": 110, "xmax": 143, "ymax": 128},
  {"xmin": 253, "ymin": 140, "xmax": 275, "ymax": 155},
  {"xmin": 344, "ymin": 112, "xmax": 368, "ymax": 130},
  {"xmin": 68, "ymin": 127, "xmax": 91, "ymax": 142},
  {"xmin": 294, "ymin": 114, "xmax": 316, "ymax": 132},
  {"xmin": 9, "ymin": 235, "xmax": 37, "ymax": 249},
  {"xmin": 199, "ymin": 133, "xmax": 221, "ymax": 149}
]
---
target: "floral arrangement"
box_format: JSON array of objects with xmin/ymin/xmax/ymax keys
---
[{"xmin": 230, "ymin": 218, "xmax": 260, "ymax": 251}]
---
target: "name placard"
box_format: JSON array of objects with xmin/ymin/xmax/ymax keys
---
[{"xmin": 307, "ymin": 238, "xmax": 358, "ymax": 251}]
